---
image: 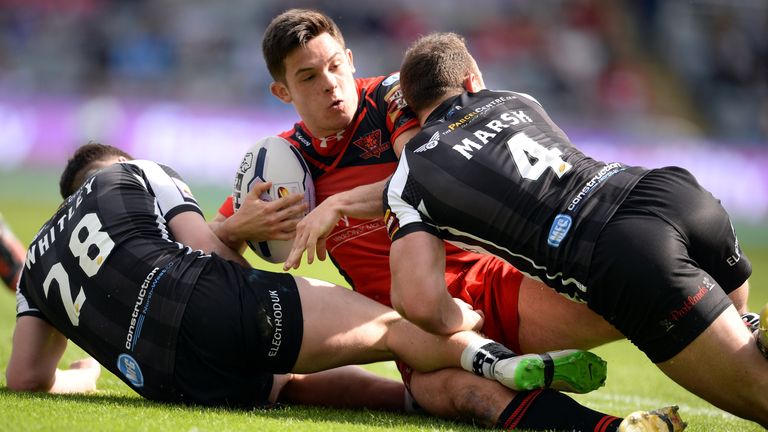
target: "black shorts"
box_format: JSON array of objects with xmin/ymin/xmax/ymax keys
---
[
  {"xmin": 173, "ymin": 257, "xmax": 303, "ymax": 408},
  {"xmin": 587, "ymin": 166, "xmax": 752, "ymax": 363}
]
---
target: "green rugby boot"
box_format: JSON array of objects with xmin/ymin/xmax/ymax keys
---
[{"xmin": 492, "ymin": 349, "xmax": 607, "ymax": 393}]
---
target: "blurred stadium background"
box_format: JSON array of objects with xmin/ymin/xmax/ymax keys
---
[
  {"xmin": 0, "ymin": 4, "xmax": 766, "ymax": 429},
  {"xmin": 0, "ymin": 0, "xmax": 766, "ymax": 226}
]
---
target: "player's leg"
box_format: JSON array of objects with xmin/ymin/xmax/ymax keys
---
[
  {"xmin": 517, "ymin": 277, "xmax": 622, "ymax": 352},
  {"xmin": 407, "ymin": 367, "xmax": 682, "ymax": 431},
  {"xmin": 728, "ymin": 280, "xmax": 749, "ymax": 315},
  {"xmin": 587, "ymin": 176, "xmax": 766, "ymax": 426},
  {"xmin": 656, "ymin": 306, "xmax": 768, "ymax": 426},
  {"xmin": 454, "ymin": 255, "xmax": 621, "ymax": 355},
  {"xmin": 291, "ymin": 276, "xmax": 607, "ymax": 393}
]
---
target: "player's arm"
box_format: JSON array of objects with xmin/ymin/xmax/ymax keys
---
[
  {"xmin": 169, "ymin": 211, "xmax": 250, "ymax": 267},
  {"xmin": 6, "ymin": 316, "xmax": 100, "ymax": 394},
  {"xmin": 283, "ymin": 178, "xmax": 389, "ymax": 270},
  {"xmin": 210, "ymin": 181, "xmax": 307, "ymax": 252},
  {"xmin": 384, "ymin": 152, "xmax": 482, "ymax": 335},
  {"xmin": 390, "ymin": 231, "xmax": 482, "ymax": 335},
  {"xmin": 282, "ymin": 128, "xmax": 420, "ymax": 270}
]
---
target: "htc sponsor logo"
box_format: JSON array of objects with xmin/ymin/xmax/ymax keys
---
[{"xmin": 268, "ymin": 290, "xmax": 284, "ymax": 357}]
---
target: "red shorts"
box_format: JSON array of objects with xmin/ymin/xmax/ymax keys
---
[{"xmin": 397, "ymin": 255, "xmax": 523, "ymax": 390}]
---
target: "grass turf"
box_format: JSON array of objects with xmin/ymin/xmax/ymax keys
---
[{"xmin": 0, "ymin": 168, "xmax": 766, "ymax": 431}]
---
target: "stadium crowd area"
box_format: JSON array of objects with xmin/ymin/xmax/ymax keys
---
[{"xmin": 0, "ymin": 0, "xmax": 765, "ymax": 141}]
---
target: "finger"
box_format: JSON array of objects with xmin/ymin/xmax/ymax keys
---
[
  {"xmin": 316, "ymin": 238, "xmax": 327, "ymax": 261},
  {"xmin": 304, "ymin": 235, "xmax": 317, "ymax": 265},
  {"xmin": 283, "ymin": 243, "xmax": 304, "ymax": 270},
  {"xmin": 283, "ymin": 252, "xmax": 300, "ymax": 270},
  {"xmin": 274, "ymin": 198, "xmax": 308, "ymax": 220},
  {"xmin": 248, "ymin": 181, "xmax": 272, "ymax": 199}
]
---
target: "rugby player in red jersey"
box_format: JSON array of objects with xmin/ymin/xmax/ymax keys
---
[
  {"xmin": 0, "ymin": 213, "xmax": 26, "ymax": 293},
  {"xmin": 211, "ymin": 9, "xmax": 683, "ymax": 431}
]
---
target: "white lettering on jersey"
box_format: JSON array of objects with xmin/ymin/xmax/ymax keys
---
[
  {"xmin": 451, "ymin": 110, "xmax": 534, "ymax": 160},
  {"xmin": 26, "ymin": 176, "xmax": 98, "ymax": 269}
]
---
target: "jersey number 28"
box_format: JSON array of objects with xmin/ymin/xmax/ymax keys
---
[{"xmin": 42, "ymin": 213, "xmax": 115, "ymax": 326}]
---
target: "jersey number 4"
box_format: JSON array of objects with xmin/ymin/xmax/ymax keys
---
[
  {"xmin": 507, "ymin": 132, "xmax": 572, "ymax": 180},
  {"xmin": 42, "ymin": 213, "xmax": 115, "ymax": 326}
]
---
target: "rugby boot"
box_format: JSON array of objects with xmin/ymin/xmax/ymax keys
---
[
  {"xmin": 618, "ymin": 405, "xmax": 687, "ymax": 432},
  {"xmin": 742, "ymin": 311, "xmax": 760, "ymax": 333},
  {"xmin": 492, "ymin": 349, "xmax": 607, "ymax": 393}
]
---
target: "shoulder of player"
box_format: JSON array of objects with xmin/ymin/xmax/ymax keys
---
[{"xmin": 358, "ymin": 74, "xmax": 406, "ymax": 107}]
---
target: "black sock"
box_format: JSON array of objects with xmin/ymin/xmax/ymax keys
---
[{"xmin": 496, "ymin": 389, "xmax": 622, "ymax": 431}]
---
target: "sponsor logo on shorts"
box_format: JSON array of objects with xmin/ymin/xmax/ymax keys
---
[
  {"xmin": 668, "ymin": 286, "xmax": 708, "ymax": 321},
  {"xmin": 726, "ymin": 225, "xmax": 742, "ymax": 267},
  {"xmin": 659, "ymin": 277, "xmax": 717, "ymax": 332},
  {"xmin": 267, "ymin": 290, "xmax": 284, "ymax": 357},
  {"xmin": 117, "ymin": 354, "xmax": 144, "ymax": 388},
  {"xmin": 547, "ymin": 214, "xmax": 572, "ymax": 247}
]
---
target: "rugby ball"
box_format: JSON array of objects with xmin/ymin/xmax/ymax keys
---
[{"xmin": 233, "ymin": 136, "xmax": 315, "ymax": 263}]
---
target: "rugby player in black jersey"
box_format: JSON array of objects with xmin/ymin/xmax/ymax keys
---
[
  {"xmin": 6, "ymin": 143, "xmax": 614, "ymax": 425},
  {"xmin": 385, "ymin": 32, "xmax": 767, "ymax": 428}
]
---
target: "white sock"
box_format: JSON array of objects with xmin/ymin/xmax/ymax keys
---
[{"xmin": 460, "ymin": 338, "xmax": 502, "ymax": 378}]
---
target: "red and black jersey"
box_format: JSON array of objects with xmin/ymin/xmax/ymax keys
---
[{"xmin": 220, "ymin": 74, "xmax": 483, "ymax": 306}]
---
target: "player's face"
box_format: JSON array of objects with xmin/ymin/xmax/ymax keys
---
[{"xmin": 270, "ymin": 32, "xmax": 358, "ymax": 138}]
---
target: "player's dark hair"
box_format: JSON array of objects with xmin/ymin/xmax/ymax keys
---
[
  {"xmin": 59, "ymin": 142, "xmax": 133, "ymax": 199},
  {"xmin": 262, "ymin": 8, "xmax": 345, "ymax": 83},
  {"xmin": 400, "ymin": 32, "xmax": 477, "ymax": 113}
]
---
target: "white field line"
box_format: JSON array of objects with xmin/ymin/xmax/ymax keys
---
[{"xmin": 586, "ymin": 392, "xmax": 740, "ymax": 420}]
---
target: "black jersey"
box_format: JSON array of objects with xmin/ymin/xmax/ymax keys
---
[
  {"xmin": 385, "ymin": 90, "xmax": 648, "ymax": 301},
  {"xmin": 16, "ymin": 161, "xmax": 209, "ymax": 401}
]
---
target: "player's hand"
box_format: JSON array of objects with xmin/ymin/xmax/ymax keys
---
[
  {"xmin": 454, "ymin": 298, "xmax": 485, "ymax": 332},
  {"xmin": 229, "ymin": 181, "xmax": 308, "ymax": 243},
  {"xmin": 283, "ymin": 199, "xmax": 342, "ymax": 270},
  {"xmin": 67, "ymin": 357, "xmax": 101, "ymax": 392}
]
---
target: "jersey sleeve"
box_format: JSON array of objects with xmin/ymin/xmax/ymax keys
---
[
  {"xmin": 375, "ymin": 73, "xmax": 419, "ymax": 143},
  {"xmin": 16, "ymin": 278, "xmax": 43, "ymax": 319},
  {"xmin": 384, "ymin": 151, "xmax": 440, "ymax": 241},
  {"xmin": 128, "ymin": 160, "xmax": 204, "ymax": 222},
  {"xmin": 218, "ymin": 195, "xmax": 235, "ymax": 218}
]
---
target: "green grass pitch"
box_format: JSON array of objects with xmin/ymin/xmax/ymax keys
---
[{"xmin": 0, "ymin": 168, "xmax": 765, "ymax": 431}]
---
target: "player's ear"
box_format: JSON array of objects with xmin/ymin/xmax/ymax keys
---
[
  {"xmin": 270, "ymin": 81, "xmax": 292, "ymax": 104},
  {"xmin": 463, "ymin": 71, "xmax": 484, "ymax": 93},
  {"xmin": 346, "ymin": 48, "xmax": 355, "ymax": 74}
]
